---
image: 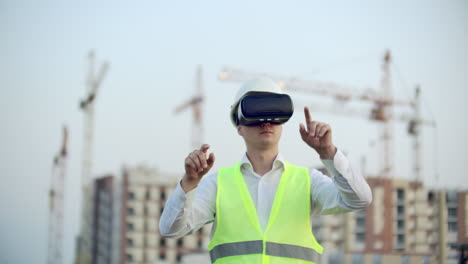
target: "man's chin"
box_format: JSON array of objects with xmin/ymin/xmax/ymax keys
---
[{"xmin": 257, "ymin": 139, "xmax": 278, "ymax": 148}]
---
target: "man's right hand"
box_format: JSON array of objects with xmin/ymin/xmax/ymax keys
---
[{"xmin": 181, "ymin": 144, "xmax": 215, "ymax": 192}]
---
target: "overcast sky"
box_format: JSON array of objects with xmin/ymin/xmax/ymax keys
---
[{"xmin": 1, "ymin": 1, "xmax": 467, "ymax": 263}]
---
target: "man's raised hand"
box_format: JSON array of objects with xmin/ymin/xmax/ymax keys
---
[
  {"xmin": 182, "ymin": 144, "xmax": 215, "ymax": 192},
  {"xmin": 299, "ymin": 107, "xmax": 336, "ymax": 159}
]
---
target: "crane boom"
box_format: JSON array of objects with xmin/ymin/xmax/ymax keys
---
[
  {"xmin": 219, "ymin": 65, "xmax": 414, "ymax": 107},
  {"xmin": 218, "ymin": 51, "xmax": 432, "ymax": 180}
]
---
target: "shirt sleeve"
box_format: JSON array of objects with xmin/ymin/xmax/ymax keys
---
[
  {"xmin": 159, "ymin": 172, "xmax": 217, "ymax": 238},
  {"xmin": 310, "ymin": 149, "xmax": 372, "ymax": 215}
]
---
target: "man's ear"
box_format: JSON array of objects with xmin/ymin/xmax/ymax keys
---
[{"xmin": 237, "ymin": 125, "xmax": 243, "ymax": 136}]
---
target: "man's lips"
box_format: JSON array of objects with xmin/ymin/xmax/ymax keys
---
[{"xmin": 260, "ymin": 130, "xmax": 273, "ymax": 134}]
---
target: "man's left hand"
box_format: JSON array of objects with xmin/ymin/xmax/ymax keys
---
[{"xmin": 299, "ymin": 106, "xmax": 337, "ymax": 159}]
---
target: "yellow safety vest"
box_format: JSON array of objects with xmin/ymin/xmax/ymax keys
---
[{"xmin": 208, "ymin": 162, "xmax": 323, "ymax": 264}]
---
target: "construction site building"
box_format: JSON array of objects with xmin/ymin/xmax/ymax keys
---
[
  {"xmin": 119, "ymin": 165, "xmax": 213, "ymax": 264},
  {"xmin": 91, "ymin": 175, "xmax": 121, "ymax": 264},
  {"xmin": 312, "ymin": 175, "xmax": 467, "ymax": 264},
  {"xmin": 82, "ymin": 165, "xmax": 209, "ymax": 264},
  {"xmin": 433, "ymin": 190, "xmax": 467, "ymax": 262}
]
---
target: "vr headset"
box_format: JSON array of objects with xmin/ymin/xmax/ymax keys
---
[{"xmin": 234, "ymin": 93, "xmax": 294, "ymax": 126}]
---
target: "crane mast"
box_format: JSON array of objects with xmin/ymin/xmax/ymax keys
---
[
  {"xmin": 76, "ymin": 51, "xmax": 109, "ymax": 264},
  {"xmin": 80, "ymin": 51, "xmax": 109, "ymax": 187},
  {"xmin": 408, "ymin": 86, "xmax": 423, "ymax": 181},
  {"xmin": 380, "ymin": 51, "xmax": 393, "ymax": 177},
  {"xmin": 47, "ymin": 126, "xmax": 68, "ymax": 264},
  {"xmin": 175, "ymin": 65, "xmax": 204, "ymax": 149}
]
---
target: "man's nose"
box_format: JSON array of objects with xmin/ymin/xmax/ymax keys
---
[{"xmin": 260, "ymin": 122, "xmax": 271, "ymax": 128}]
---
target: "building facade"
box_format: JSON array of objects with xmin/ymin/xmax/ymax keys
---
[
  {"xmin": 119, "ymin": 166, "xmax": 211, "ymax": 264},
  {"xmin": 91, "ymin": 175, "xmax": 120, "ymax": 264},
  {"xmin": 313, "ymin": 176, "xmax": 467, "ymax": 264}
]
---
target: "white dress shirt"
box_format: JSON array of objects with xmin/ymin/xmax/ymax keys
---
[{"xmin": 159, "ymin": 149, "xmax": 372, "ymax": 238}]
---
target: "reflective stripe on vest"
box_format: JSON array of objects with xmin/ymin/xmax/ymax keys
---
[
  {"xmin": 208, "ymin": 162, "xmax": 323, "ymax": 264},
  {"xmin": 266, "ymin": 242, "xmax": 321, "ymax": 262},
  {"xmin": 210, "ymin": 240, "xmax": 322, "ymax": 263},
  {"xmin": 210, "ymin": 240, "xmax": 262, "ymax": 262}
]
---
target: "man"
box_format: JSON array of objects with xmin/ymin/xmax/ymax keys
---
[{"xmin": 160, "ymin": 77, "xmax": 372, "ymax": 263}]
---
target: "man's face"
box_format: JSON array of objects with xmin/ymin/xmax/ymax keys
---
[{"xmin": 237, "ymin": 122, "xmax": 282, "ymax": 150}]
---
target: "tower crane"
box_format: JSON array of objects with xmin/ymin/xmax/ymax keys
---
[
  {"xmin": 175, "ymin": 65, "xmax": 204, "ymax": 149},
  {"xmin": 79, "ymin": 50, "xmax": 109, "ymax": 187},
  {"xmin": 76, "ymin": 50, "xmax": 109, "ymax": 264},
  {"xmin": 218, "ymin": 51, "xmax": 434, "ymax": 180},
  {"xmin": 47, "ymin": 126, "xmax": 68, "ymax": 264}
]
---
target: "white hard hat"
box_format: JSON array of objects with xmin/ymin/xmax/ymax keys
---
[{"xmin": 230, "ymin": 77, "xmax": 284, "ymax": 127}]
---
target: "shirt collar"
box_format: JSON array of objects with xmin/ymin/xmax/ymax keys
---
[{"xmin": 240, "ymin": 152, "xmax": 286, "ymax": 171}]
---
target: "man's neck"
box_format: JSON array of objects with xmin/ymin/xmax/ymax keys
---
[{"xmin": 245, "ymin": 148, "xmax": 279, "ymax": 176}]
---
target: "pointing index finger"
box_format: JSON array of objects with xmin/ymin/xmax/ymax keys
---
[
  {"xmin": 304, "ymin": 106, "xmax": 313, "ymax": 123},
  {"xmin": 200, "ymin": 144, "xmax": 210, "ymax": 153}
]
